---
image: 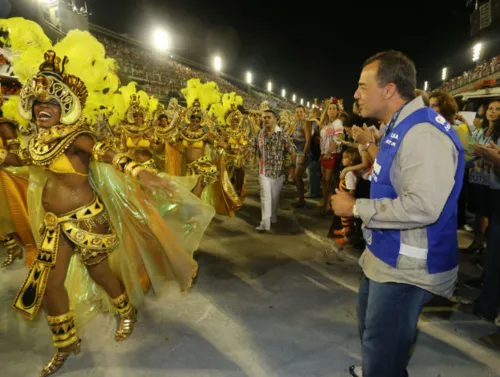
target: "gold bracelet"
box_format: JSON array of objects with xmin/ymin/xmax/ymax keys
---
[
  {"xmin": 124, "ymin": 161, "xmax": 140, "ymax": 176},
  {"xmin": 132, "ymin": 165, "xmax": 159, "ymax": 179},
  {"xmin": 112, "ymin": 153, "xmax": 130, "ymax": 172},
  {"xmin": 92, "ymin": 141, "xmax": 111, "ymax": 161},
  {"xmin": 0, "ymin": 148, "xmax": 7, "ymax": 165}
]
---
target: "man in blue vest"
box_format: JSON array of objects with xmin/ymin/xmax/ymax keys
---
[{"xmin": 331, "ymin": 50, "xmax": 464, "ymax": 377}]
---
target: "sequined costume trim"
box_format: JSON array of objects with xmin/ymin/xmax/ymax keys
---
[{"xmin": 187, "ymin": 156, "xmax": 218, "ymax": 185}]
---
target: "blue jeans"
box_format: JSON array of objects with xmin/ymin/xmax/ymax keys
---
[
  {"xmin": 474, "ymin": 190, "xmax": 500, "ymax": 320},
  {"xmin": 307, "ymin": 159, "xmax": 321, "ymax": 197},
  {"xmin": 358, "ymin": 275, "xmax": 433, "ymax": 377}
]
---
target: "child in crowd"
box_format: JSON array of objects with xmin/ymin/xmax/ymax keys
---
[{"xmin": 328, "ymin": 148, "xmax": 362, "ymax": 245}]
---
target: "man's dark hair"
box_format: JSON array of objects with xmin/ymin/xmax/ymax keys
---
[
  {"xmin": 264, "ymin": 109, "xmax": 277, "ymax": 118},
  {"xmin": 363, "ymin": 50, "xmax": 416, "ymax": 101},
  {"xmin": 295, "ymin": 105, "xmax": 305, "ymax": 111},
  {"xmin": 158, "ymin": 114, "xmax": 168, "ymax": 120}
]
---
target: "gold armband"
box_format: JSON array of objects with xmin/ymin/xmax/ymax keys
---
[
  {"xmin": 112, "ymin": 153, "xmax": 132, "ymax": 172},
  {"xmin": 6, "ymin": 138, "xmax": 20, "ymax": 151},
  {"xmin": 92, "ymin": 141, "xmax": 111, "ymax": 161},
  {"xmin": 124, "ymin": 161, "xmax": 140, "ymax": 177},
  {"xmin": 17, "ymin": 147, "xmax": 31, "ymax": 164},
  {"xmin": 0, "ymin": 148, "xmax": 7, "ymax": 165}
]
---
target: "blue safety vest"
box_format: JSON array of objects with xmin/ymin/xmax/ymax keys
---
[{"xmin": 369, "ymin": 107, "xmax": 465, "ymax": 274}]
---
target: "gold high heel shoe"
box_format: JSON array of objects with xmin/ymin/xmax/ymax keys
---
[
  {"xmin": 1, "ymin": 235, "xmax": 23, "ymax": 267},
  {"xmin": 40, "ymin": 340, "xmax": 81, "ymax": 377},
  {"xmin": 41, "ymin": 313, "xmax": 81, "ymax": 377},
  {"xmin": 111, "ymin": 293, "xmax": 137, "ymax": 342}
]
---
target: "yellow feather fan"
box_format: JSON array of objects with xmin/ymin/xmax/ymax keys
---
[
  {"xmin": 1, "ymin": 18, "xmax": 119, "ymax": 129},
  {"xmin": 0, "ymin": 17, "xmax": 52, "ymax": 83},
  {"xmin": 181, "ymin": 79, "xmax": 221, "ymax": 110},
  {"xmin": 1, "ymin": 96, "xmax": 28, "ymax": 128}
]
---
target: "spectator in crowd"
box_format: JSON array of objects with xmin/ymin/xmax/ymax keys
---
[
  {"xmin": 292, "ymin": 105, "xmax": 312, "ymax": 207},
  {"xmin": 306, "ymin": 107, "xmax": 322, "ymax": 199},
  {"xmin": 332, "ymin": 50, "xmax": 464, "ymax": 377}
]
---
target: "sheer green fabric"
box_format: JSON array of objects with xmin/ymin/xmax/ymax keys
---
[{"xmin": 26, "ymin": 163, "xmax": 215, "ymax": 327}]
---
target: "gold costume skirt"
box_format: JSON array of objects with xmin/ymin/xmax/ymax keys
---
[
  {"xmin": 225, "ymin": 152, "xmax": 246, "ymax": 170},
  {"xmin": 187, "ymin": 156, "xmax": 218, "ymax": 185},
  {"xmin": 13, "ymin": 196, "xmax": 118, "ymax": 320},
  {"xmin": 0, "ymin": 168, "xmax": 37, "ymax": 267}
]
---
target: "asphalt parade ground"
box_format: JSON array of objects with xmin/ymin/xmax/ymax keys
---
[{"xmin": 1, "ymin": 169, "xmax": 499, "ymax": 377}]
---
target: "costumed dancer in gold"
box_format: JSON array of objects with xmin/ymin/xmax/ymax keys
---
[
  {"xmin": 170, "ymin": 79, "xmax": 241, "ymax": 216},
  {"xmin": 111, "ymin": 83, "xmax": 157, "ymax": 168},
  {"xmin": 0, "ymin": 94, "xmax": 37, "ymax": 267},
  {"xmin": 1, "ymin": 19, "xmax": 214, "ymax": 377},
  {"xmin": 214, "ymin": 93, "xmax": 250, "ymax": 200}
]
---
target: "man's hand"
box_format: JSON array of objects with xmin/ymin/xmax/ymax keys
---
[
  {"xmin": 298, "ymin": 155, "xmax": 305, "ymax": 165},
  {"xmin": 137, "ymin": 170, "xmax": 178, "ymax": 196},
  {"xmin": 331, "ymin": 190, "xmax": 355, "ymax": 217},
  {"xmin": 352, "ymin": 124, "xmax": 373, "ymax": 145}
]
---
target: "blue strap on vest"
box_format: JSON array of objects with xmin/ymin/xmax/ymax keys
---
[{"xmin": 369, "ymin": 107, "xmax": 465, "ymax": 274}]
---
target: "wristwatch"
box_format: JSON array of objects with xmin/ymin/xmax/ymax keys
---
[
  {"xmin": 352, "ymin": 203, "xmax": 359, "ymax": 218},
  {"xmin": 362, "ymin": 141, "xmax": 374, "ymax": 151}
]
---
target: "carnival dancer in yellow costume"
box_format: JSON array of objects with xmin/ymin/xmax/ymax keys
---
[
  {"xmin": 214, "ymin": 93, "xmax": 250, "ymax": 200},
  {"xmin": 0, "ymin": 95, "xmax": 37, "ymax": 267},
  {"xmin": 172, "ymin": 79, "xmax": 241, "ymax": 216},
  {"xmin": 150, "ymin": 99, "xmax": 184, "ymax": 172},
  {"xmin": 1, "ymin": 18, "xmax": 214, "ymax": 377},
  {"xmin": 111, "ymin": 83, "xmax": 158, "ymax": 168}
]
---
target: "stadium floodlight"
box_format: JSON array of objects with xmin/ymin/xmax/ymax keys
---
[
  {"xmin": 472, "ymin": 42, "xmax": 483, "ymax": 62},
  {"xmin": 213, "ymin": 56, "xmax": 222, "ymax": 72},
  {"xmin": 152, "ymin": 28, "xmax": 170, "ymax": 51},
  {"xmin": 281, "ymin": 88, "xmax": 286, "ymax": 98},
  {"xmin": 300, "ymin": 98, "xmax": 304, "ymax": 105},
  {"xmin": 292, "ymin": 94, "xmax": 296, "ymax": 102},
  {"xmin": 267, "ymin": 81, "xmax": 273, "ymax": 92},
  {"xmin": 423, "ymin": 81, "xmax": 429, "ymax": 91},
  {"xmin": 246, "ymin": 71, "xmax": 253, "ymax": 84},
  {"xmin": 441, "ymin": 67, "xmax": 448, "ymax": 81}
]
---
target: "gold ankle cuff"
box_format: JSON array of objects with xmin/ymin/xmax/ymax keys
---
[
  {"xmin": 110, "ymin": 293, "xmax": 131, "ymax": 314},
  {"xmin": 47, "ymin": 313, "xmax": 79, "ymax": 349}
]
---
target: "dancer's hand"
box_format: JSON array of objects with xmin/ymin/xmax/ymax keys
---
[{"xmin": 138, "ymin": 170, "xmax": 178, "ymax": 196}]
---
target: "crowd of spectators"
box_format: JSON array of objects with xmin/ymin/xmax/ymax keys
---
[
  {"xmin": 438, "ymin": 55, "xmax": 500, "ymax": 92},
  {"xmin": 97, "ymin": 35, "xmax": 293, "ymax": 110}
]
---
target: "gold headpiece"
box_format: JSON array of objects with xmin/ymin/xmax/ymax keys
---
[
  {"xmin": 220, "ymin": 93, "xmax": 243, "ymax": 127},
  {"xmin": 18, "ymin": 50, "xmax": 88, "ymax": 125},
  {"xmin": 185, "ymin": 99, "xmax": 203, "ymax": 124},
  {"xmin": 152, "ymin": 103, "xmax": 169, "ymax": 122},
  {"xmin": 225, "ymin": 109, "xmax": 242, "ymax": 127},
  {"xmin": 125, "ymin": 94, "xmax": 148, "ymax": 124}
]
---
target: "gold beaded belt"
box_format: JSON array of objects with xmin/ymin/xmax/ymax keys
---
[
  {"xmin": 187, "ymin": 156, "xmax": 218, "ymax": 185},
  {"xmin": 13, "ymin": 196, "xmax": 118, "ymax": 320}
]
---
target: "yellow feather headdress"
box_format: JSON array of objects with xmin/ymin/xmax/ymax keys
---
[
  {"xmin": 181, "ymin": 79, "xmax": 221, "ymax": 124},
  {"xmin": 0, "ymin": 18, "xmax": 118, "ymax": 127},
  {"xmin": 108, "ymin": 82, "xmax": 153, "ymax": 126}
]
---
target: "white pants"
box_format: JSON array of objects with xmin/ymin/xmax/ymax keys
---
[{"xmin": 258, "ymin": 174, "xmax": 285, "ymax": 229}]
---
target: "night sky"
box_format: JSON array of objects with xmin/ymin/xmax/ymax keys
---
[{"xmin": 86, "ymin": 0, "xmax": 474, "ymax": 104}]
